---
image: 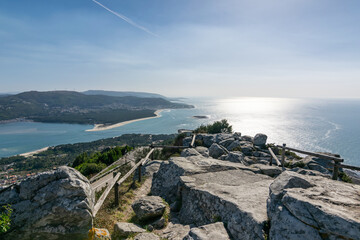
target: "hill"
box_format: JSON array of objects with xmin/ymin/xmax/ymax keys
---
[
  {"xmin": 0, "ymin": 91, "xmax": 193, "ymax": 125},
  {"xmin": 83, "ymin": 90, "xmax": 166, "ymax": 99}
]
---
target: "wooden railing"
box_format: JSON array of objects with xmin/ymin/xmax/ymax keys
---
[
  {"xmin": 267, "ymin": 143, "xmax": 360, "ymax": 180},
  {"xmin": 92, "ymin": 148, "xmax": 155, "ymax": 217},
  {"xmin": 91, "ymin": 132, "xmax": 199, "ymax": 217}
]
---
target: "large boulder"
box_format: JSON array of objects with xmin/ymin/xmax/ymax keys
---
[
  {"xmin": 218, "ymin": 138, "xmax": 236, "ymax": 149},
  {"xmin": 239, "ymin": 141, "xmax": 255, "ymax": 156},
  {"xmin": 131, "ymin": 196, "xmax": 166, "ymax": 221},
  {"xmin": 201, "ymin": 135, "xmax": 216, "ymax": 148},
  {"xmin": 159, "ymin": 222, "xmax": 191, "ymax": 240},
  {"xmin": 226, "ymin": 140, "xmax": 241, "ymax": 151},
  {"xmin": 223, "ymin": 151, "xmax": 245, "ymax": 163},
  {"xmin": 195, "ymin": 147, "xmax": 209, "ymax": 158},
  {"xmin": 135, "ymin": 160, "xmax": 162, "ymax": 180},
  {"xmin": 241, "ymin": 135, "xmax": 254, "ymax": 142},
  {"xmin": 184, "ymin": 222, "xmax": 231, "ymax": 240},
  {"xmin": 0, "ymin": 166, "xmax": 94, "ymax": 240},
  {"xmin": 267, "ymin": 171, "xmax": 360, "ymax": 240},
  {"xmin": 208, "ymin": 143, "xmax": 228, "ymax": 159},
  {"xmin": 215, "ymin": 133, "xmax": 233, "ymax": 143},
  {"xmin": 179, "ymin": 169, "xmax": 273, "ymax": 240},
  {"xmin": 253, "ymin": 133, "xmax": 267, "ymax": 147},
  {"xmin": 151, "ymin": 156, "xmax": 260, "ymax": 203},
  {"xmin": 113, "ymin": 222, "xmax": 145, "ymax": 238},
  {"xmin": 181, "ymin": 148, "xmax": 201, "ymax": 158}
]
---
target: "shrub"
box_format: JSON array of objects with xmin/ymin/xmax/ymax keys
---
[
  {"xmin": 0, "ymin": 205, "xmax": 12, "ymax": 233},
  {"xmin": 194, "ymin": 119, "xmax": 233, "ymax": 134}
]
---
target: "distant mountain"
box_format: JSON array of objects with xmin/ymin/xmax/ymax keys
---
[
  {"xmin": 0, "ymin": 91, "xmax": 193, "ymax": 125},
  {"xmin": 83, "ymin": 90, "xmax": 167, "ymax": 99}
]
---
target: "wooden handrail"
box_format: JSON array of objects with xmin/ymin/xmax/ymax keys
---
[
  {"xmin": 191, "ymin": 134, "xmax": 197, "ymax": 148},
  {"xmin": 93, "ymin": 172, "xmax": 121, "ymax": 216},
  {"xmin": 90, "ymin": 164, "xmax": 124, "ymax": 183},
  {"xmin": 268, "ymin": 147, "xmax": 281, "ymax": 166},
  {"xmin": 276, "ymin": 145, "xmax": 344, "ymax": 162},
  {"xmin": 117, "ymin": 148, "xmax": 155, "ymax": 185}
]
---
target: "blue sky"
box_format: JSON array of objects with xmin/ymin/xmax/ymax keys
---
[{"xmin": 0, "ymin": 0, "xmax": 359, "ymax": 98}]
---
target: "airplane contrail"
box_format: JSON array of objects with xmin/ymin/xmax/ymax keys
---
[{"xmin": 92, "ymin": 0, "xmax": 159, "ymax": 37}]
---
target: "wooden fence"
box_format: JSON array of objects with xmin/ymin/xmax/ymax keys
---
[{"xmin": 268, "ymin": 143, "xmax": 360, "ymax": 180}]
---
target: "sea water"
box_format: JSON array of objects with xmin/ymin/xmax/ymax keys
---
[{"xmin": 0, "ymin": 97, "xmax": 359, "ymax": 166}]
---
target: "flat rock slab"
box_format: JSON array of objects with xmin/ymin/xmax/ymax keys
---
[
  {"xmin": 179, "ymin": 169, "xmax": 273, "ymax": 240},
  {"xmin": 132, "ymin": 196, "xmax": 166, "ymax": 221},
  {"xmin": 184, "ymin": 222, "xmax": 231, "ymax": 240},
  {"xmin": 268, "ymin": 171, "xmax": 360, "ymax": 240},
  {"xmin": 151, "ymin": 156, "xmax": 260, "ymax": 203},
  {"xmin": 133, "ymin": 232, "xmax": 160, "ymax": 240},
  {"xmin": 113, "ymin": 222, "xmax": 145, "ymax": 238}
]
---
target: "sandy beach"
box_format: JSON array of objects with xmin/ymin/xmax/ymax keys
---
[
  {"xmin": 20, "ymin": 147, "xmax": 49, "ymax": 157},
  {"xmin": 86, "ymin": 109, "xmax": 164, "ymax": 132}
]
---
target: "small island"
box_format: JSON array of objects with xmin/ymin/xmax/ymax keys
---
[{"xmin": 192, "ymin": 115, "xmax": 209, "ymax": 119}]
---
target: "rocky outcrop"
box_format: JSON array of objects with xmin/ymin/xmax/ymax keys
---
[
  {"xmin": 179, "ymin": 169, "xmax": 273, "ymax": 239},
  {"xmin": 184, "ymin": 222, "xmax": 231, "ymax": 240},
  {"xmin": 113, "ymin": 222, "xmax": 145, "ymax": 238},
  {"xmin": 0, "ymin": 166, "xmax": 93, "ymax": 240},
  {"xmin": 267, "ymin": 171, "xmax": 360, "ymax": 240},
  {"xmin": 151, "ymin": 156, "xmax": 260, "ymax": 203},
  {"xmin": 131, "ymin": 196, "xmax": 166, "ymax": 221}
]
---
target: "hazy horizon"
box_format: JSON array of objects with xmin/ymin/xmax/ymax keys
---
[{"xmin": 1, "ymin": 0, "xmax": 359, "ymax": 98}]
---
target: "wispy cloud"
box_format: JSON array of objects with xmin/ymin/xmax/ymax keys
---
[{"xmin": 92, "ymin": 0, "xmax": 159, "ymax": 37}]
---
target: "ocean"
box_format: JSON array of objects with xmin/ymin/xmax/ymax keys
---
[{"xmin": 0, "ymin": 97, "xmax": 359, "ymax": 166}]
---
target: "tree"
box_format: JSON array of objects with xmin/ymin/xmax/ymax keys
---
[{"xmin": 194, "ymin": 119, "xmax": 233, "ymax": 134}]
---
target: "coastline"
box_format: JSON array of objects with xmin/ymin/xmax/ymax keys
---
[
  {"xmin": 86, "ymin": 109, "xmax": 164, "ymax": 132},
  {"xmin": 19, "ymin": 147, "xmax": 49, "ymax": 157}
]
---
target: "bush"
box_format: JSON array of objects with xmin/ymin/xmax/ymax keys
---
[
  {"xmin": 75, "ymin": 162, "xmax": 107, "ymax": 177},
  {"xmin": 194, "ymin": 119, "xmax": 233, "ymax": 134},
  {"xmin": 0, "ymin": 205, "xmax": 12, "ymax": 233}
]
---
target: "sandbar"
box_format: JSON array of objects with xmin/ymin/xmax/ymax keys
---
[
  {"xmin": 20, "ymin": 147, "xmax": 49, "ymax": 157},
  {"xmin": 86, "ymin": 109, "xmax": 164, "ymax": 132}
]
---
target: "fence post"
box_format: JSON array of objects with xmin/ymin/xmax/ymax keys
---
[
  {"xmin": 270, "ymin": 155, "xmax": 273, "ymax": 166},
  {"xmin": 138, "ymin": 164, "xmax": 142, "ymax": 182},
  {"xmin": 332, "ymin": 162, "xmax": 339, "ymax": 180},
  {"xmin": 113, "ymin": 172, "xmax": 119, "ymax": 206},
  {"xmin": 281, "ymin": 143, "xmax": 286, "ymax": 171}
]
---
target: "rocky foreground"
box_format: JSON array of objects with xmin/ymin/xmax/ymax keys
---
[{"xmin": 0, "ymin": 132, "xmax": 359, "ymax": 240}]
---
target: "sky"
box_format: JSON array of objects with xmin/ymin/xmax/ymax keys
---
[{"xmin": 0, "ymin": 0, "xmax": 359, "ymax": 98}]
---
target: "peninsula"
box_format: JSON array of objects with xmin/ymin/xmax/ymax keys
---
[{"xmin": 0, "ymin": 91, "xmax": 193, "ymax": 126}]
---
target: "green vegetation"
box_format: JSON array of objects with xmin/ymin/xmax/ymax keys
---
[
  {"xmin": 0, "ymin": 91, "xmax": 193, "ymax": 125},
  {"xmin": 0, "ymin": 134, "xmax": 176, "ymax": 175},
  {"xmin": 0, "ymin": 205, "xmax": 12, "ymax": 233},
  {"xmin": 339, "ymin": 172, "xmax": 352, "ymax": 183},
  {"xmin": 194, "ymin": 119, "xmax": 233, "ymax": 134},
  {"xmin": 73, "ymin": 146, "xmax": 132, "ymax": 177}
]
